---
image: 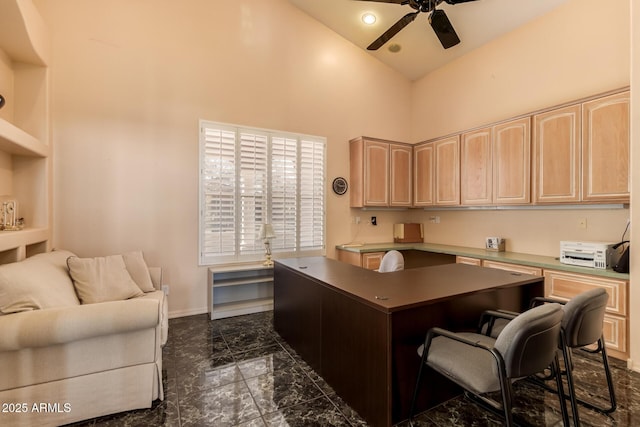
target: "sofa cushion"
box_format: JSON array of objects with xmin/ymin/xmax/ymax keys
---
[
  {"xmin": 0, "ymin": 250, "xmax": 80, "ymax": 315},
  {"xmin": 67, "ymin": 255, "xmax": 143, "ymax": 304},
  {"xmin": 123, "ymin": 251, "xmax": 155, "ymax": 292}
]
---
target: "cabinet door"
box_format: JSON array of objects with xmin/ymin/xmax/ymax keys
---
[
  {"xmin": 493, "ymin": 117, "xmax": 531, "ymax": 204},
  {"xmin": 364, "ymin": 139, "xmax": 390, "ymax": 206},
  {"xmin": 413, "ymin": 143, "xmax": 434, "ymax": 206},
  {"xmin": 434, "ymin": 136, "xmax": 460, "ymax": 206},
  {"xmin": 582, "ymin": 91, "xmax": 630, "ymax": 202},
  {"xmin": 544, "ymin": 269, "xmax": 629, "ymax": 358},
  {"xmin": 461, "ymin": 128, "xmax": 492, "ymax": 205},
  {"xmin": 533, "ymin": 104, "xmax": 581, "ymax": 203},
  {"xmin": 362, "ymin": 252, "xmax": 384, "ymax": 270},
  {"xmin": 390, "ymin": 143, "xmax": 412, "ymax": 207}
]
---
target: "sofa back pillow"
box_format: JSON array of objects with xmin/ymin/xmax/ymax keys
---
[
  {"xmin": 123, "ymin": 250, "xmax": 156, "ymax": 292},
  {"xmin": 67, "ymin": 255, "xmax": 144, "ymax": 304},
  {"xmin": 0, "ymin": 250, "xmax": 81, "ymax": 314}
]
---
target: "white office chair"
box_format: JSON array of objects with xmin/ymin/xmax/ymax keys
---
[{"xmin": 378, "ymin": 250, "xmax": 404, "ymax": 272}]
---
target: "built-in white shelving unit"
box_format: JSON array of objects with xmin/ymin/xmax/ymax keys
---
[
  {"xmin": 0, "ymin": 0, "xmax": 51, "ymax": 263},
  {"xmin": 208, "ymin": 264, "xmax": 274, "ymax": 320}
]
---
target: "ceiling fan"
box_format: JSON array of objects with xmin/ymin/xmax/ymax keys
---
[{"xmin": 357, "ymin": 0, "xmax": 479, "ymax": 50}]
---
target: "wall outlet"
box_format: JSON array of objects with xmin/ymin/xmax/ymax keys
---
[
  {"xmin": 371, "ymin": 216, "xmax": 377, "ymax": 226},
  {"xmin": 578, "ymin": 218, "xmax": 587, "ymax": 229},
  {"xmin": 428, "ymin": 216, "xmax": 440, "ymax": 224},
  {"xmin": 162, "ymin": 284, "xmax": 170, "ymax": 295}
]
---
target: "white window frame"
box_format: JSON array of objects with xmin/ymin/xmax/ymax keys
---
[{"xmin": 199, "ymin": 120, "xmax": 326, "ymax": 265}]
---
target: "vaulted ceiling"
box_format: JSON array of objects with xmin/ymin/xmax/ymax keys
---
[{"xmin": 288, "ymin": 0, "xmax": 568, "ymax": 80}]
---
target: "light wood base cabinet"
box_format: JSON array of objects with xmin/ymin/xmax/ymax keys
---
[
  {"xmin": 482, "ymin": 260, "xmax": 542, "ymax": 276},
  {"xmin": 544, "ymin": 269, "xmax": 629, "ymax": 359},
  {"xmin": 336, "ymin": 249, "xmax": 384, "ymax": 270},
  {"xmin": 455, "ymin": 256, "xmax": 481, "ymax": 266}
]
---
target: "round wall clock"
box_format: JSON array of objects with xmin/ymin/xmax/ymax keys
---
[{"xmin": 332, "ymin": 177, "xmax": 348, "ymax": 195}]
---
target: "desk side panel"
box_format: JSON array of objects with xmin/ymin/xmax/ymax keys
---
[
  {"xmin": 273, "ymin": 264, "xmax": 322, "ymax": 372},
  {"xmin": 321, "ymin": 287, "xmax": 390, "ymax": 427}
]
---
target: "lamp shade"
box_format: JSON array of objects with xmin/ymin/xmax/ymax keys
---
[{"xmin": 258, "ymin": 223, "xmax": 276, "ymax": 240}]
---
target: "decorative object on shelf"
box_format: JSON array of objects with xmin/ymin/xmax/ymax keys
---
[
  {"xmin": 0, "ymin": 94, "xmax": 5, "ymax": 109},
  {"xmin": 258, "ymin": 223, "xmax": 276, "ymax": 266},
  {"xmin": 1, "ymin": 200, "xmax": 18, "ymax": 231},
  {"xmin": 332, "ymin": 177, "xmax": 348, "ymax": 195},
  {"xmin": 485, "ymin": 237, "xmax": 506, "ymax": 252}
]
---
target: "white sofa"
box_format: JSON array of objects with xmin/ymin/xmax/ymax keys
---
[{"xmin": 0, "ymin": 250, "xmax": 168, "ymax": 427}]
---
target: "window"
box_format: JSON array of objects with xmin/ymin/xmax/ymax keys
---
[{"xmin": 199, "ymin": 120, "xmax": 326, "ymax": 265}]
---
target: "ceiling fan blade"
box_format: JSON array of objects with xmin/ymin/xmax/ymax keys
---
[
  {"xmin": 354, "ymin": 0, "xmax": 408, "ymax": 4},
  {"xmin": 367, "ymin": 11, "xmax": 419, "ymax": 50},
  {"xmin": 429, "ymin": 9, "xmax": 460, "ymax": 49},
  {"xmin": 443, "ymin": 0, "xmax": 478, "ymax": 4}
]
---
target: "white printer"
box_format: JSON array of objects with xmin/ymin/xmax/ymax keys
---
[{"xmin": 560, "ymin": 241, "xmax": 615, "ymax": 269}]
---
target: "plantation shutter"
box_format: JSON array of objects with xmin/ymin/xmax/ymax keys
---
[
  {"xmin": 200, "ymin": 121, "xmax": 325, "ymax": 265},
  {"xmin": 299, "ymin": 138, "xmax": 325, "ymax": 250}
]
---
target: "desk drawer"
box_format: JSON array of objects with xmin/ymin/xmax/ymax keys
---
[
  {"xmin": 456, "ymin": 256, "xmax": 481, "ymax": 266},
  {"xmin": 482, "ymin": 260, "xmax": 542, "ymax": 276}
]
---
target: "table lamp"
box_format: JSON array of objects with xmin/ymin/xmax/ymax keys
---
[{"xmin": 258, "ymin": 223, "xmax": 276, "ymax": 266}]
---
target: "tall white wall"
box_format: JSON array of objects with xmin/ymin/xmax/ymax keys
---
[{"xmin": 37, "ymin": 0, "xmax": 412, "ymax": 317}]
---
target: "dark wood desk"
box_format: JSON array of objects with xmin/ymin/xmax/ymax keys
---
[{"xmin": 273, "ymin": 257, "xmax": 544, "ymax": 427}]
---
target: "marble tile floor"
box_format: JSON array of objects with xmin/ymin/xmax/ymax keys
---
[{"xmin": 70, "ymin": 311, "xmax": 640, "ymax": 427}]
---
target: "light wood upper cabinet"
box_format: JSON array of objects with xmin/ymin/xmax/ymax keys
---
[
  {"xmin": 582, "ymin": 91, "xmax": 630, "ymax": 202},
  {"xmin": 493, "ymin": 117, "xmax": 531, "ymax": 205},
  {"xmin": 533, "ymin": 104, "xmax": 581, "ymax": 204},
  {"xmin": 390, "ymin": 143, "xmax": 412, "ymax": 207},
  {"xmin": 414, "ymin": 136, "xmax": 459, "ymax": 207},
  {"xmin": 350, "ymin": 137, "xmax": 412, "ymax": 208},
  {"xmin": 434, "ymin": 136, "xmax": 460, "ymax": 206},
  {"xmin": 365, "ymin": 140, "xmax": 389, "ymax": 206},
  {"xmin": 461, "ymin": 127, "xmax": 492, "ymax": 205},
  {"xmin": 413, "ymin": 143, "xmax": 434, "ymax": 206}
]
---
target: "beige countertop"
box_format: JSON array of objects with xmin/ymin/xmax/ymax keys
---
[{"xmin": 335, "ymin": 242, "xmax": 630, "ymax": 280}]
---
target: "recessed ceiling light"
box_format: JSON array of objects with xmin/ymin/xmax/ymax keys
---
[
  {"xmin": 362, "ymin": 13, "xmax": 376, "ymax": 25},
  {"xmin": 388, "ymin": 43, "xmax": 402, "ymax": 53}
]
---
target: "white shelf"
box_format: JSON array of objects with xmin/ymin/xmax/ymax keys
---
[
  {"xmin": 210, "ymin": 297, "xmax": 274, "ymax": 320},
  {"xmin": 0, "ymin": 227, "xmax": 48, "ymax": 248},
  {"xmin": 0, "ymin": 118, "xmax": 48, "ymax": 157},
  {"xmin": 0, "ymin": 1, "xmax": 51, "ymax": 264},
  {"xmin": 209, "ymin": 264, "xmax": 274, "ymax": 320},
  {"xmin": 212, "ymin": 277, "xmax": 274, "ymax": 288}
]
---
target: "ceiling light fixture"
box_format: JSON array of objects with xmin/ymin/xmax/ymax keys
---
[{"xmin": 362, "ymin": 13, "xmax": 376, "ymax": 25}]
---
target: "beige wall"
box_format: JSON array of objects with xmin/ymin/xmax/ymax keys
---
[
  {"xmin": 37, "ymin": 0, "xmax": 635, "ymax": 362},
  {"xmin": 410, "ymin": 0, "xmax": 629, "ymax": 141},
  {"xmin": 348, "ymin": 0, "xmax": 631, "ymax": 257},
  {"xmin": 403, "ymin": 0, "xmax": 630, "ymax": 257},
  {"xmin": 36, "ymin": 0, "xmax": 412, "ymax": 317}
]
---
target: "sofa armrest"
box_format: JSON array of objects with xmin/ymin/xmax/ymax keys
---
[
  {"xmin": 0, "ymin": 298, "xmax": 160, "ymax": 352},
  {"xmin": 148, "ymin": 267, "xmax": 162, "ymax": 291}
]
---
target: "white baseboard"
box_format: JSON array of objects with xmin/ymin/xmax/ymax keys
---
[{"xmin": 168, "ymin": 307, "xmax": 208, "ymax": 319}]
